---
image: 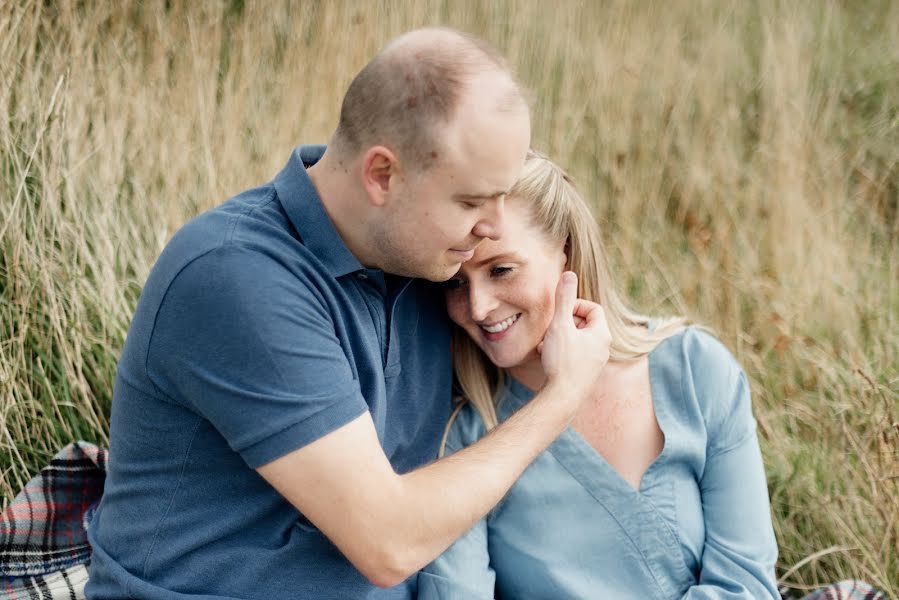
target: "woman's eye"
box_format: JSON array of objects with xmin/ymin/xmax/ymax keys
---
[{"xmin": 490, "ymin": 266, "xmax": 513, "ymax": 277}]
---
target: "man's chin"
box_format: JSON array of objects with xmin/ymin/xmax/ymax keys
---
[{"xmin": 418, "ymin": 263, "xmax": 462, "ymax": 283}]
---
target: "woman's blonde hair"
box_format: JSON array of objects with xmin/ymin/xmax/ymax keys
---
[{"xmin": 441, "ymin": 150, "xmax": 689, "ymax": 454}]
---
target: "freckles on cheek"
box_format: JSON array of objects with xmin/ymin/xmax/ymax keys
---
[{"xmin": 537, "ymin": 288, "xmax": 557, "ymax": 329}]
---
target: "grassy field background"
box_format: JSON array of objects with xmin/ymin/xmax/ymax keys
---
[{"xmin": 1, "ymin": 0, "xmax": 896, "ymax": 595}]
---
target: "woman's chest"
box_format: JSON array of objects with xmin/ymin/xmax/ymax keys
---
[
  {"xmin": 569, "ymin": 358, "xmax": 664, "ymax": 490},
  {"xmin": 489, "ymin": 446, "xmax": 703, "ymax": 600}
]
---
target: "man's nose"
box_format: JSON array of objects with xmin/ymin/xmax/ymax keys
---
[
  {"xmin": 471, "ymin": 196, "xmax": 505, "ymax": 241},
  {"xmin": 469, "ymin": 283, "xmax": 498, "ymax": 322}
]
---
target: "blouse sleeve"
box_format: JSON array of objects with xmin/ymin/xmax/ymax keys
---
[
  {"xmin": 681, "ymin": 332, "xmax": 780, "ymax": 599},
  {"xmin": 418, "ymin": 513, "xmax": 496, "ymax": 600},
  {"xmin": 418, "ymin": 409, "xmax": 497, "ymax": 600}
]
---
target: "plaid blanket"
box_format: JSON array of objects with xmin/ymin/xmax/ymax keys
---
[
  {"xmin": 788, "ymin": 580, "xmax": 888, "ymax": 600},
  {"xmin": 1, "ymin": 441, "xmax": 106, "ymax": 599},
  {"xmin": 0, "ymin": 442, "xmax": 888, "ymax": 600}
]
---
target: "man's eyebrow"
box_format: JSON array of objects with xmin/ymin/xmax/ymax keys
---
[
  {"xmin": 456, "ymin": 189, "xmax": 511, "ymax": 200},
  {"xmin": 473, "ymin": 252, "xmax": 521, "ymax": 267}
]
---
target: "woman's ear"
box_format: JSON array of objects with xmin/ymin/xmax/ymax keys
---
[
  {"xmin": 361, "ymin": 146, "xmax": 399, "ymax": 207},
  {"xmin": 563, "ymin": 237, "xmax": 571, "ymax": 268}
]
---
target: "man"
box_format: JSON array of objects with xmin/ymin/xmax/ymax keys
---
[{"xmin": 86, "ymin": 28, "xmax": 609, "ymax": 599}]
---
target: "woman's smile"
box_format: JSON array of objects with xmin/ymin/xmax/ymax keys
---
[{"xmin": 479, "ymin": 313, "xmax": 522, "ymax": 341}]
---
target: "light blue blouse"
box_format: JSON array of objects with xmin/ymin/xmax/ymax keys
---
[{"xmin": 419, "ymin": 328, "xmax": 779, "ymax": 599}]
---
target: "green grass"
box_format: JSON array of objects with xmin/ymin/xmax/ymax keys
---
[{"xmin": 1, "ymin": 0, "xmax": 896, "ymax": 595}]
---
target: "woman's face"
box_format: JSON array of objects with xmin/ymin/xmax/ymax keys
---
[{"xmin": 446, "ymin": 197, "xmax": 567, "ymax": 371}]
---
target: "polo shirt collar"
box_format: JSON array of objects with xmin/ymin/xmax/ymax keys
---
[{"xmin": 274, "ymin": 145, "xmax": 364, "ymax": 278}]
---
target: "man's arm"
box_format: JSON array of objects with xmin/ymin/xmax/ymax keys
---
[{"xmin": 258, "ymin": 272, "xmax": 610, "ymax": 587}]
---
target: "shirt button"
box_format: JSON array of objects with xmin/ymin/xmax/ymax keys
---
[{"xmin": 356, "ymin": 273, "xmax": 368, "ymax": 280}]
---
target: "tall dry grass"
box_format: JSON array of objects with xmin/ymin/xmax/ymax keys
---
[{"xmin": 1, "ymin": 0, "xmax": 896, "ymax": 595}]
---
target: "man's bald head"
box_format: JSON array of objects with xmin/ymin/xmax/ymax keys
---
[{"xmin": 332, "ymin": 27, "xmax": 527, "ymax": 170}]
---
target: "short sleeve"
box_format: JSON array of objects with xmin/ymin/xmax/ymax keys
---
[
  {"xmin": 681, "ymin": 330, "xmax": 780, "ymax": 599},
  {"xmin": 146, "ymin": 246, "xmax": 368, "ymax": 468}
]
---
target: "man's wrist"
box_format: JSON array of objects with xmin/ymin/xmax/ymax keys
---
[{"xmin": 534, "ymin": 375, "xmax": 589, "ymax": 421}]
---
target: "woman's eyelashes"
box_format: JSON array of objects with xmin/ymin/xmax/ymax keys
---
[{"xmin": 445, "ymin": 265, "xmax": 517, "ymax": 291}]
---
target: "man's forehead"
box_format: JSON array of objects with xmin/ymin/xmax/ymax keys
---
[
  {"xmin": 444, "ymin": 159, "xmax": 518, "ymax": 200},
  {"xmin": 441, "ymin": 118, "xmax": 528, "ymax": 188}
]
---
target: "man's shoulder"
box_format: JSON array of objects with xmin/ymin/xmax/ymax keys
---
[
  {"xmin": 127, "ymin": 182, "xmax": 333, "ymax": 356},
  {"xmin": 147, "ymin": 181, "xmax": 325, "ymax": 297},
  {"xmin": 165, "ymin": 183, "xmax": 281, "ymax": 262}
]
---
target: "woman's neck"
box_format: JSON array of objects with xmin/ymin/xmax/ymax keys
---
[
  {"xmin": 508, "ymin": 354, "xmax": 626, "ymax": 394},
  {"xmin": 509, "ymin": 323, "xmax": 650, "ymax": 393},
  {"xmin": 507, "ymin": 357, "xmax": 546, "ymax": 393}
]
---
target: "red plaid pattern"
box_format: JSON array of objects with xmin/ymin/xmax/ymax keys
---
[
  {"xmin": 796, "ymin": 580, "xmax": 888, "ymax": 600},
  {"xmin": 2, "ymin": 564, "xmax": 89, "ymax": 599},
  {"xmin": 1, "ymin": 442, "xmax": 106, "ymax": 580}
]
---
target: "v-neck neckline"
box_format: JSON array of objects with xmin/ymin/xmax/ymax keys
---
[
  {"xmin": 494, "ymin": 334, "xmax": 696, "ymax": 600},
  {"xmin": 502, "ymin": 344, "xmax": 674, "ymax": 497}
]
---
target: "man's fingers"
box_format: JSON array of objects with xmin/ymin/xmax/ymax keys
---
[
  {"xmin": 551, "ymin": 272, "xmax": 578, "ymax": 329},
  {"xmin": 572, "ymin": 299, "xmax": 605, "ymax": 325}
]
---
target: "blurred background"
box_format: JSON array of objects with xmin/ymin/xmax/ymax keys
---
[{"xmin": 1, "ymin": 0, "xmax": 896, "ymax": 595}]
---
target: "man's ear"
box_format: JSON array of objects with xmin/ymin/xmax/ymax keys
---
[{"xmin": 361, "ymin": 146, "xmax": 399, "ymax": 207}]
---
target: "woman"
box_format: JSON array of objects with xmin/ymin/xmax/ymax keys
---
[{"xmin": 418, "ymin": 151, "xmax": 883, "ymax": 600}]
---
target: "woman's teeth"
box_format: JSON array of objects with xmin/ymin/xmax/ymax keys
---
[{"xmin": 482, "ymin": 314, "xmax": 520, "ymax": 334}]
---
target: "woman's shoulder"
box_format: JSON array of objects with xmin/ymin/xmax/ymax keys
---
[
  {"xmin": 443, "ymin": 400, "xmax": 491, "ymax": 453},
  {"xmin": 651, "ymin": 326, "xmax": 753, "ymax": 443},
  {"xmin": 653, "ymin": 326, "xmax": 743, "ymax": 382},
  {"xmin": 444, "ymin": 377, "xmax": 530, "ymax": 453}
]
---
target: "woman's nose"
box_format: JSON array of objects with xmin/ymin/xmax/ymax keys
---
[{"xmin": 469, "ymin": 284, "xmax": 498, "ymax": 322}]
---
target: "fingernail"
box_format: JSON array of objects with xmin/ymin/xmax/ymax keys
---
[{"xmin": 562, "ymin": 272, "xmax": 576, "ymax": 286}]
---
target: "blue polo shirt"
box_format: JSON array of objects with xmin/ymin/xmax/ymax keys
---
[{"xmin": 86, "ymin": 145, "xmax": 453, "ymax": 599}]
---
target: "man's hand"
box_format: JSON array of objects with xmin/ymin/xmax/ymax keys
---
[{"xmin": 538, "ymin": 271, "xmax": 611, "ymax": 403}]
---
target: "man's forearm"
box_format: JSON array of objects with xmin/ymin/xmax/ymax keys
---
[{"xmin": 362, "ymin": 378, "xmax": 581, "ymax": 585}]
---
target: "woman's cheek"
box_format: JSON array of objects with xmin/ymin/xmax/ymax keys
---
[{"xmin": 445, "ymin": 293, "xmax": 468, "ymax": 327}]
